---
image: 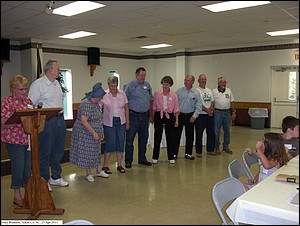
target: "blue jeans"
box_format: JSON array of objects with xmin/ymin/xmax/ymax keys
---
[
  {"xmin": 214, "ymin": 110, "xmax": 231, "ymax": 149},
  {"xmin": 6, "ymin": 143, "xmax": 31, "ymax": 189},
  {"xmin": 103, "ymin": 117, "xmax": 125, "ymax": 153},
  {"xmin": 38, "ymin": 115, "xmax": 66, "ymax": 181},
  {"xmin": 125, "ymin": 111, "xmax": 149, "ymax": 164}
]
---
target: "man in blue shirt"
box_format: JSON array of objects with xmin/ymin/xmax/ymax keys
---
[
  {"xmin": 124, "ymin": 67, "xmax": 153, "ymax": 168},
  {"xmin": 174, "ymin": 74, "xmax": 201, "ymax": 160}
]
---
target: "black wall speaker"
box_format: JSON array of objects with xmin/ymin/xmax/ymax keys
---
[
  {"xmin": 88, "ymin": 47, "xmax": 100, "ymax": 65},
  {"xmin": 1, "ymin": 38, "xmax": 10, "ymax": 61}
]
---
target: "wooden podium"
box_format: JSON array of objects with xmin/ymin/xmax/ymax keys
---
[{"xmin": 5, "ymin": 108, "xmax": 65, "ymax": 219}]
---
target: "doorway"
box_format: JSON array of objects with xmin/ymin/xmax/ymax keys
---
[{"xmin": 271, "ymin": 66, "xmax": 299, "ymax": 128}]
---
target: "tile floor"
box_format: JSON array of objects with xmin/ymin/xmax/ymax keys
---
[{"xmin": 1, "ymin": 126, "xmax": 281, "ymax": 224}]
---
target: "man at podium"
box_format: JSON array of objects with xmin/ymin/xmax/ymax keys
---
[
  {"xmin": 1, "ymin": 75, "xmax": 33, "ymax": 207},
  {"xmin": 28, "ymin": 59, "xmax": 68, "ymax": 191}
]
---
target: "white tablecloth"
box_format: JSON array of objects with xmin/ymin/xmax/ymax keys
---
[
  {"xmin": 226, "ymin": 155, "xmax": 299, "ymax": 225},
  {"xmin": 148, "ymin": 124, "xmax": 206, "ymax": 148}
]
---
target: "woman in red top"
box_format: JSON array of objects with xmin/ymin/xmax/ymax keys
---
[
  {"xmin": 1, "ymin": 75, "xmax": 33, "ymax": 207},
  {"xmin": 151, "ymin": 76, "xmax": 179, "ymax": 164}
]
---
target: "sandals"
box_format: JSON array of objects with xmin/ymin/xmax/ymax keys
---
[
  {"xmin": 102, "ymin": 166, "xmax": 125, "ymax": 173},
  {"xmin": 102, "ymin": 167, "xmax": 112, "ymax": 174},
  {"xmin": 117, "ymin": 166, "xmax": 126, "ymax": 173}
]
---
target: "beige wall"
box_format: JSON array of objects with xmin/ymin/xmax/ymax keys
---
[{"xmin": 1, "ymin": 43, "xmax": 298, "ymax": 105}]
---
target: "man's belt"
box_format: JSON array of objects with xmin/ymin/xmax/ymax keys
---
[
  {"xmin": 214, "ymin": 108, "xmax": 230, "ymax": 112},
  {"xmin": 129, "ymin": 109, "xmax": 148, "ymax": 114}
]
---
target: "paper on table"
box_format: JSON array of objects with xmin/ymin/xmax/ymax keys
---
[{"xmin": 287, "ymin": 190, "xmax": 299, "ymax": 207}]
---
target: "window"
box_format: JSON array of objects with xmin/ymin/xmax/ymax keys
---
[
  {"xmin": 288, "ymin": 71, "xmax": 296, "ymax": 101},
  {"xmin": 60, "ymin": 69, "xmax": 73, "ymax": 120},
  {"xmin": 109, "ymin": 70, "xmax": 120, "ymax": 89}
]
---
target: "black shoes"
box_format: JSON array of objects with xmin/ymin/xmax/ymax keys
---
[
  {"xmin": 185, "ymin": 154, "xmax": 195, "ymax": 160},
  {"xmin": 138, "ymin": 160, "xmax": 152, "ymax": 166},
  {"xmin": 125, "ymin": 163, "xmax": 132, "ymax": 168},
  {"xmin": 125, "ymin": 160, "xmax": 152, "ymax": 168}
]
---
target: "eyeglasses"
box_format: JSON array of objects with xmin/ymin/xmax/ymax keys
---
[
  {"xmin": 18, "ymin": 88, "xmax": 28, "ymax": 91},
  {"xmin": 51, "ymin": 67, "xmax": 60, "ymax": 71}
]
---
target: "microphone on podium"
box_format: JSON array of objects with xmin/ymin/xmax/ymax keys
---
[{"xmin": 37, "ymin": 102, "xmax": 43, "ymax": 109}]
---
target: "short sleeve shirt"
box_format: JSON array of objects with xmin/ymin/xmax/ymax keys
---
[{"xmin": 1, "ymin": 95, "xmax": 33, "ymax": 145}]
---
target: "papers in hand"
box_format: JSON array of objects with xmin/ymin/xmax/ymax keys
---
[{"xmin": 276, "ymin": 174, "xmax": 299, "ymax": 184}]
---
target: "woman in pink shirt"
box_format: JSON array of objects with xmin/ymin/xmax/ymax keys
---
[
  {"xmin": 1, "ymin": 75, "xmax": 33, "ymax": 207},
  {"xmin": 152, "ymin": 76, "xmax": 179, "ymax": 164},
  {"xmin": 102, "ymin": 76, "xmax": 129, "ymax": 173}
]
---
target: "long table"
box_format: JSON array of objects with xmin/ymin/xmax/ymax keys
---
[{"xmin": 226, "ymin": 155, "xmax": 299, "ymax": 225}]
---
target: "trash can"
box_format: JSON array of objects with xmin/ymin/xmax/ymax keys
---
[{"xmin": 248, "ymin": 108, "xmax": 268, "ymax": 129}]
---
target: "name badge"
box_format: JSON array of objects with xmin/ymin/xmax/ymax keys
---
[
  {"xmin": 284, "ymin": 144, "xmax": 292, "ymax": 149},
  {"xmin": 143, "ymin": 86, "xmax": 148, "ymax": 89}
]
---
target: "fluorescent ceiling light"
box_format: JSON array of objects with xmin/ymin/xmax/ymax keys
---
[
  {"xmin": 202, "ymin": 1, "xmax": 271, "ymax": 13},
  {"xmin": 59, "ymin": 31, "xmax": 96, "ymax": 39},
  {"xmin": 141, "ymin": 44, "xmax": 173, "ymax": 49},
  {"xmin": 266, "ymin": 29, "xmax": 299, "ymax": 36},
  {"xmin": 53, "ymin": 1, "xmax": 106, "ymax": 16}
]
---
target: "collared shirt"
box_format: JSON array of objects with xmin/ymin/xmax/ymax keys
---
[
  {"xmin": 196, "ymin": 86, "xmax": 214, "ymax": 115},
  {"xmin": 176, "ymin": 87, "xmax": 201, "ymax": 118},
  {"xmin": 212, "ymin": 87, "xmax": 234, "ymax": 109},
  {"xmin": 1, "ymin": 95, "xmax": 33, "ymax": 145},
  {"xmin": 153, "ymin": 89, "xmax": 179, "ymax": 119},
  {"xmin": 102, "ymin": 89, "xmax": 128, "ymax": 127},
  {"xmin": 28, "ymin": 75, "xmax": 64, "ymax": 108},
  {"xmin": 125, "ymin": 79, "xmax": 153, "ymax": 113}
]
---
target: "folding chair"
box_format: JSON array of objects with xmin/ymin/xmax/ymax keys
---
[
  {"xmin": 64, "ymin": 219, "xmax": 94, "ymax": 225},
  {"xmin": 212, "ymin": 177, "xmax": 247, "ymax": 225},
  {"xmin": 242, "ymin": 150, "xmax": 259, "ymax": 179},
  {"xmin": 228, "ymin": 159, "xmax": 252, "ymax": 181}
]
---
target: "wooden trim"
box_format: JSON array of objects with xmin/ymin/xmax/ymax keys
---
[
  {"xmin": 73, "ymin": 102, "xmax": 271, "ymax": 109},
  {"xmin": 73, "ymin": 103, "xmax": 80, "ymax": 111},
  {"xmin": 234, "ymin": 102, "xmax": 271, "ymax": 109},
  {"xmin": 233, "ymin": 102, "xmax": 271, "ymax": 128}
]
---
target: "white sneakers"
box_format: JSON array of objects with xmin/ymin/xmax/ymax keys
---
[
  {"xmin": 85, "ymin": 171, "xmax": 109, "ymax": 182},
  {"xmin": 152, "ymin": 159, "xmax": 175, "ymax": 164},
  {"xmin": 152, "ymin": 159, "xmax": 158, "ymax": 164},
  {"xmin": 49, "ymin": 177, "xmax": 69, "ymax": 187},
  {"xmin": 86, "ymin": 175, "xmax": 94, "ymax": 182},
  {"xmin": 96, "ymin": 170, "xmax": 109, "ymax": 178}
]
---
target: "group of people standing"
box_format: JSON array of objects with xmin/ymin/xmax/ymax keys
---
[
  {"xmin": 115, "ymin": 68, "xmax": 236, "ymax": 168},
  {"xmin": 2, "ymin": 59, "xmax": 298, "ymax": 207},
  {"xmin": 150, "ymin": 73, "xmax": 237, "ymax": 164}
]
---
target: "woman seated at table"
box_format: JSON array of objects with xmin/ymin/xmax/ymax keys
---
[{"xmin": 244, "ymin": 132, "xmax": 289, "ymax": 190}]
